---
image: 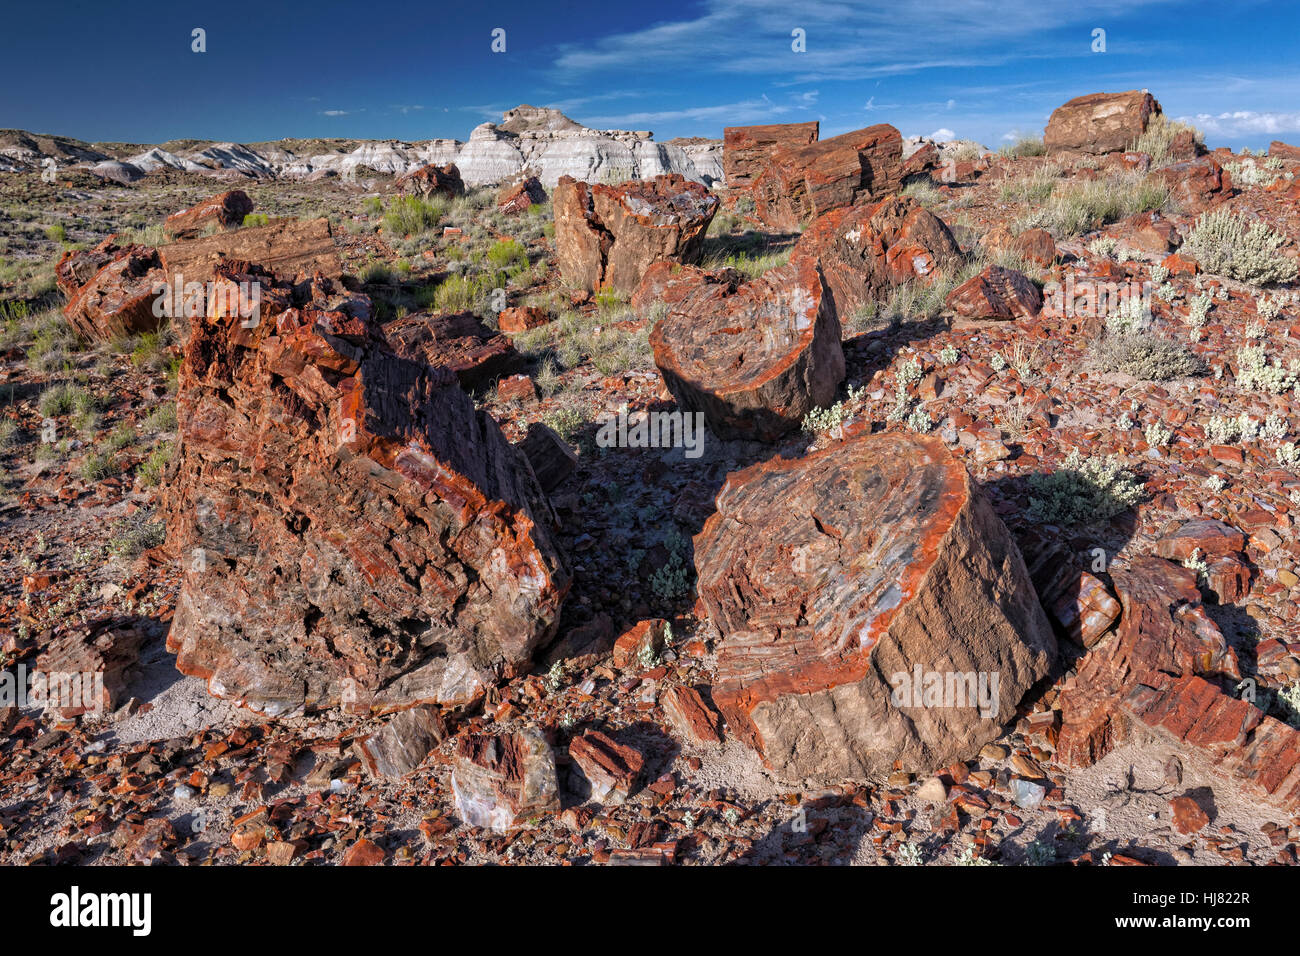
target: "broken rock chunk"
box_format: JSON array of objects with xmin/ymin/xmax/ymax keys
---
[
  {"xmin": 789, "ymin": 195, "xmax": 962, "ymax": 321},
  {"xmin": 55, "ymin": 238, "xmax": 166, "ymax": 341},
  {"xmin": 355, "ymin": 705, "xmax": 447, "ymax": 779},
  {"xmin": 568, "ymin": 730, "xmax": 644, "ymax": 804},
  {"xmin": 554, "ymin": 173, "xmax": 718, "ymax": 294},
  {"xmin": 451, "ymin": 729, "xmax": 559, "ymax": 831},
  {"xmin": 1044, "ymin": 90, "xmax": 1162, "ymax": 155},
  {"xmin": 722, "ymin": 121, "xmax": 820, "ymax": 188},
  {"xmin": 163, "ymin": 189, "xmax": 254, "ymax": 240},
  {"xmin": 945, "ymin": 265, "xmax": 1042, "ymax": 321},
  {"xmin": 694, "ymin": 431, "xmax": 1056, "ymax": 783}
]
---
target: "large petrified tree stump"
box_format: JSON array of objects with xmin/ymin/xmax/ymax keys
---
[
  {"xmin": 163, "ymin": 265, "xmax": 569, "ymax": 717},
  {"xmin": 694, "ymin": 432, "xmax": 1056, "ymax": 782},
  {"xmin": 790, "ymin": 195, "xmax": 963, "ymax": 321},
  {"xmin": 645, "ymin": 256, "xmax": 845, "ymax": 441},
  {"xmin": 553, "ymin": 173, "xmax": 718, "ymax": 294},
  {"xmin": 1044, "ymin": 90, "xmax": 1161, "ymax": 155}
]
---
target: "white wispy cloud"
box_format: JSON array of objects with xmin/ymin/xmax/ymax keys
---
[
  {"xmin": 551, "ymin": 0, "xmax": 1176, "ymax": 83},
  {"xmin": 1175, "ymin": 110, "xmax": 1300, "ymax": 137},
  {"xmin": 929, "ymin": 128, "xmax": 956, "ymax": 140}
]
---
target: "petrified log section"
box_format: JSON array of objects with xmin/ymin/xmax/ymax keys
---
[
  {"xmin": 163, "ymin": 266, "xmax": 569, "ymax": 717},
  {"xmin": 395, "ymin": 162, "xmax": 466, "ymax": 200},
  {"xmin": 497, "ymin": 175, "xmax": 547, "ymax": 215},
  {"xmin": 722, "ymin": 121, "xmax": 820, "ymax": 188},
  {"xmin": 1044, "ymin": 90, "xmax": 1162, "ymax": 155},
  {"xmin": 163, "ymin": 189, "xmax": 255, "ymax": 240},
  {"xmin": 159, "ymin": 217, "xmax": 344, "ymax": 293},
  {"xmin": 451, "ymin": 729, "xmax": 559, "ymax": 831},
  {"xmin": 750, "ymin": 124, "xmax": 904, "ymax": 232},
  {"xmin": 646, "ymin": 256, "xmax": 844, "ymax": 441},
  {"xmin": 694, "ymin": 432, "xmax": 1056, "ymax": 782},
  {"xmin": 55, "ymin": 238, "xmax": 166, "ymax": 341},
  {"xmin": 790, "ymin": 195, "xmax": 962, "ymax": 321},
  {"xmin": 1057, "ymin": 557, "xmax": 1300, "ymax": 807},
  {"xmin": 384, "ymin": 311, "xmax": 518, "ymax": 390},
  {"xmin": 553, "ymin": 173, "xmax": 718, "ymax": 294},
  {"xmin": 945, "ymin": 265, "xmax": 1043, "ymax": 321}
]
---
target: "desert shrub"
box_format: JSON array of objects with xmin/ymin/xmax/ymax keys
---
[
  {"xmin": 901, "ymin": 178, "xmax": 943, "ymax": 206},
  {"xmin": 487, "ymin": 238, "xmax": 528, "ymax": 270},
  {"xmin": 433, "ymin": 273, "xmax": 492, "ymax": 313},
  {"xmin": 383, "ymin": 195, "xmax": 447, "ymax": 238},
  {"xmin": 108, "ymin": 508, "xmax": 166, "ymax": 558},
  {"xmin": 136, "ymin": 441, "xmax": 173, "ymax": 487},
  {"xmin": 1019, "ymin": 172, "xmax": 1168, "ymax": 236},
  {"xmin": 1130, "ymin": 114, "xmax": 1203, "ymax": 166},
  {"xmin": 1182, "ymin": 209, "xmax": 1298, "ymax": 285},
  {"xmin": 1027, "ymin": 451, "xmax": 1145, "ymax": 526},
  {"xmin": 45, "ymin": 224, "xmax": 67, "ymax": 242},
  {"xmin": 999, "ymin": 162, "xmax": 1062, "ymax": 204},
  {"xmin": 1235, "ymin": 345, "xmax": 1298, "ymax": 393},
  {"xmin": 242, "ymin": 213, "xmax": 270, "ymax": 228},
  {"xmin": 999, "ymin": 136, "xmax": 1047, "ymax": 159},
  {"xmin": 1092, "ymin": 332, "xmax": 1205, "ymax": 381}
]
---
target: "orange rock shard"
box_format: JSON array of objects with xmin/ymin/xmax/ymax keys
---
[{"xmin": 694, "ymin": 433, "xmax": 1056, "ymax": 782}]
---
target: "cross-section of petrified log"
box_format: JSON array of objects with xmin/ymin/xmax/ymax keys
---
[
  {"xmin": 553, "ymin": 173, "xmax": 718, "ymax": 294},
  {"xmin": 694, "ymin": 432, "xmax": 1056, "ymax": 783},
  {"xmin": 646, "ymin": 256, "xmax": 845, "ymax": 441},
  {"xmin": 384, "ymin": 311, "xmax": 518, "ymax": 389},
  {"xmin": 162, "ymin": 265, "xmax": 569, "ymax": 717},
  {"xmin": 790, "ymin": 195, "xmax": 963, "ymax": 321}
]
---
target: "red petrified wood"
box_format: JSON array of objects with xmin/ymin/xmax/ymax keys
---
[
  {"xmin": 55, "ymin": 237, "xmax": 166, "ymax": 341},
  {"xmin": 694, "ymin": 432, "xmax": 1056, "ymax": 782},
  {"xmin": 553, "ymin": 173, "xmax": 718, "ymax": 294},
  {"xmin": 163, "ymin": 266, "xmax": 569, "ymax": 717},
  {"xmin": 722, "ymin": 121, "xmax": 820, "ymax": 188},
  {"xmin": 789, "ymin": 195, "xmax": 962, "ymax": 320},
  {"xmin": 1057, "ymin": 556, "xmax": 1300, "ymax": 808},
  {"xmin": 163, "ymin": 189, "xmax": 255, "ymax": 240},
  {"xmin": 750, "ymin": 124, "xmax": 904, "ymax": 231},
  {"xmin": 646, "ymin": 256, "xmax": 845, "ymax": 441}
]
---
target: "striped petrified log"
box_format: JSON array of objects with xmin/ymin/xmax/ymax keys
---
[
  {"xmin": 694, "ymin": 432, "xmax": 1056, "ymax": 782},
  {"xmin": 645, "ymin": 255, "xmax": 845, "ymax": 441},
  {"xmin": 163, "ymin": 265, "xmax": 569, "ymax": 717}
]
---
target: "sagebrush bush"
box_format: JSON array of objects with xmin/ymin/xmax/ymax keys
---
[
  {"xmin": 1092, "ymin": 331, "xmax": 1205, "ymax": 381},
  {"xmin": 1018, "ymin": 172, "xmax": 1168, "ymax": 236},
  {"xmin": 1182, "ymin": 209, "xmax": 1298, "ymax": 285},
  {"xmin": 1130, "ymin": 114, "xmax": 1203, "ymax": 166},
  {"xmin": 1027, "ymin": 451, "xmax": 1145, "ymax": 526}
]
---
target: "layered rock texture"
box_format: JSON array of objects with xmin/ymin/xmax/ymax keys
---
[
  {"xmin": 1057, "ymin": 557, "xmax": 1300, "ymax": 808},
  {"xmin": 722, "ymin": 121, "xmax": 819, "ymax": 187},
  {"xmin": 789, "ymin": 195, "xmax": 963, "ymax": 319},
  {"xmin": 750, "ymin": 124, "xmax": 904, "ymax": 231},
  {"xmin": 694, "ymin": 432, "xmax": 1056, "ymax": 782},
  {"xmin": 645, "ymin": 256, "xmax": 845, "ymax": 441},
  {"xmin": 55, "ymin": 237, "xmax": 166, "ymax": 341},
  {"xmin": 1044, "ymin": 90, "xmax": 1162, "ymax": 154},
  {"xmin": 2, "ymin": 106, "xmax": 722, "ymax": 186},
  {"xmin": 162, "ymin": 265, "xmax": 569, "ymax": 717},
  {"xmin": 553, "ymin": 174, "xmax": 718, "ymax": 294}
]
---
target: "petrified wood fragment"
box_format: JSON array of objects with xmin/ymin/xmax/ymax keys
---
[
  {"xmin": 694, "ymin": 432, "xmax": 1056, "ymax": 782},
  {"xmin": 384, "ymin": 311, "xmax": 518, "ymax": 390},
  {"xmin": 55, "ymin": 238, "xmax": 166, "ymax": 341},
  {"xmin": 647, "ymin": 256, "xmax": 845, "ymax": 441},
  {"xmin": 451, "ymin": 729, "xmax": 559, "ymax": 831},
  {"xmin": 790, "ymin": 195, "xmax": 962, "ymax": 321},
  {"xmin": 163, "ymin": 267, "xmax": 569, "ymax": 717}
]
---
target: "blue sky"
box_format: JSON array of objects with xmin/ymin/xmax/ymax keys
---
[{"xmin": 1, "ymin": 0, "xmax": 1297, "ymax": 151}]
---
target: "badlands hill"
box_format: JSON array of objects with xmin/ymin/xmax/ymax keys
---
[{"xmin": 0, "ymin": 105, "xmax": 724, "ymax": 187}]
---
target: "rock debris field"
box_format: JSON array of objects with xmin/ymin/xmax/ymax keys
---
[{"xmin": 3, "ymin": 94, "xmax": 1300, "ymax": 866}]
